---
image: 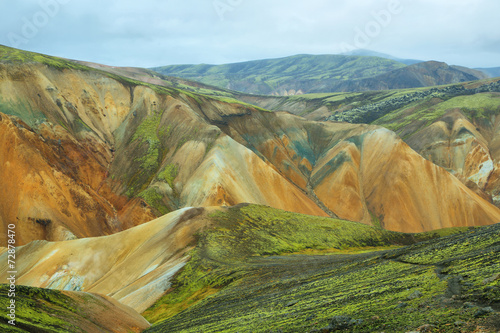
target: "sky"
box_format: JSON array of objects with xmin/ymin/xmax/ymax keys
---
[{"xmin": 1, "ymin": 0, "xmax": 499, "ymax": 68}]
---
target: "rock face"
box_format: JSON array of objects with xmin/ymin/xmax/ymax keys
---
[
  {"xmin": 0, "ymin": 110, "xmax": 155, "ymax": 246},
  {"xmin": 1, "ymin": 47, "xmax": 500, "ymax": 244},
  {"xmin": 369, "ymin": 91, "xmax": 500, "ymax": 208}
]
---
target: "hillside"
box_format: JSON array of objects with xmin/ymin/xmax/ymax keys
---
[
  {"xmin": 148, "ymin": 210, "xmax": 500, "ymax": 333},
  {"xmin": 151, "ymin": 55, "xmax": 486, "ymax": 95},
  {"xmin": 241, "ymin": 79, "xmax": 500, "ymax": 209},
  {"xmin": 0, "ymin": 285, "xmax": 150, "ymax": 332},
  {"xmin": 1, "ymin": 204, "xmax": 498, "ymax": 332},
  {"xmin": 151, "ymin": 54, "xmax": 406, "ymax": 95},
  {"xmin": 1, "ymin": 45, "xmax": 500, "ymax": 248},
  {"xmin": 342, "ymin": 49, "xmax": 422, "ymax": 65},
  {"xmin": 338, "ymin": 61, "xmax": 488, "ymax": 91},
  {"xmin": 0, "ymin": 205, "xmax": 430, "ymax": 314}
]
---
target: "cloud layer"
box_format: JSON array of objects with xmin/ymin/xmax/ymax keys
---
[{"xmin": 1, "ymin": 0, "xmax": 499, "ymax": 68}]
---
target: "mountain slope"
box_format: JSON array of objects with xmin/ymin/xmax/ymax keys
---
[
  {"xmin": 152, "ymin": 55, "xmax": 486, "ymax": 95},
  {"xmin": 0, "ymin": 205, "xmax": 425, "ymax": 314},
  {"xmin": 341, "ymin": 61, "xmax": 488, "ymax": 91},
  {"xmin": 147, "ymin": 214, "xmax": 500, "ymax": 333},
  {"xmin": 234, "ymin": 79, "xmax": 500, "ymax": 210},
  {"xmin": 342, "ymin": 49, "xmax": 422, "ymax": 65},
  {"xmin": 0, "ymin": 285, "xmax": 150, "ymax": 333},
  {"xmin": 152, "ymin": 54, "xmax": 406, "ymax": 95},
  {"xmin": 477, "ymin": 67, "xmax": 500, "ymax": 78},
  {"xmin": 2, "ymin": 204, "xmax": 499, "ymax": 332},
  {"xmin": 1, "ymin": 45, "xmax": 500, "ymax": 245}
]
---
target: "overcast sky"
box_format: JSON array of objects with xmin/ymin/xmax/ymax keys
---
[{"xmin": 1, "ymin": 0, "xmax": 499, "ymax": 68}]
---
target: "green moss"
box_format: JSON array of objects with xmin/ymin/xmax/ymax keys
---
[
  {"xmin": 0, "ymin": 45, "xmax": 90, "ymax": 72},
  {"xmin": 146, "ymin": 207, "xmax": 499, "ymax": 333},
  {"xmin": 137, "ymin": 187, "xmax": 169, "ymax": 215},
  {"xmin": 132, "ymin": 111, "xmax": 164, "ymax": 171},
  {"xmin": 0, "ymin": 98, "xmax": 47, "ymax": 128},
  {"xmin": 158, "ymin": 164, "xmax": 178, "ymax": 189},
  {"xmin": 0, "ymin": 285, "xmax": 81, "ymax": 332}
]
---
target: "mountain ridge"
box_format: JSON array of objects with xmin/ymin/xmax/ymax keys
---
[{"xmin": 152, "ymin": 54, "xmax": 487, "ymax": 95}]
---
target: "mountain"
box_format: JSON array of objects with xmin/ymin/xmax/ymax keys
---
[
  {"xmin": 151, "ymin": 54, "xmax": 407, "ymax": 95},
  {"xmin": 1, "ymin": 44, "xmax": 500, "ymax": 249},
  {"xmin": 249, "ymin": 78, "xmax": 500, "ymax": 210},
  {"xmin": 339, "ymin": 61, "xmax": 488, "ymax": 91},
  {"xmin": 477, "ymin": 67, "xmax": 500, "ymax": 78},
  {"xmin": 342, "ymin": 49, "xmax": 422, "ymax": 65},
  {"xmin": 148, "ymin": 209, "xmax": 500, "ymax": 332},
  {"xmin": 151, "ymin": 55, "xmax": 486, "ymax": 95}
]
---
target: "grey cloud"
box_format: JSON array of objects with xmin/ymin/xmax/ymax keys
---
[{"xmin": 0, "ymin": 0, "xmax": 499, "ymax": 68}]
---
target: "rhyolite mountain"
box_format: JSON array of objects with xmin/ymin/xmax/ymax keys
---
[
  {"xmin": 235, "ymin": 78, "xmax": 500, "ymax": 211},
  {"xmin": 0, "ymin": 45, "xmax": 499, "ymax": 332},
  {"xmin": 2, "ymin": 45, "xmax": 500, "ymax": 248},
  {"xmin": 151, "ymin": 54, "xmax": 487, "ymax": 95}
]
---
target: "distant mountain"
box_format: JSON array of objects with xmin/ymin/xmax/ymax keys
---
[
  {"xmin": 342, "ymin": 61, "xmax": 489, "ymax": 91},
  {"xmin": 152, "ymin": 54, "xmax": 406, "ymax": 95},
  {"xmin": 476, "ymin": 67, "xmax": 500, "ymax": 78},
  {"xmin": 341, "ymin": 49, "xmax": 422, "ymax": 65},
  {"xmin": 152, "ymin": 54, "xmax": 487, "ymax": 95}
]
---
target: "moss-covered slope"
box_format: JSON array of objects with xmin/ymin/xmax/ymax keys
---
[
  {"xmin": 147, "ymin": 213, "xmax": 500, "ymax": 333},
  {"xmin": 0, "ymin": 285, "xmax": 150, "ymax": 333}
]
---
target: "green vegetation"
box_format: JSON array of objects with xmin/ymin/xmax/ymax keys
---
[
  {"xmin": 211, "ymin": 96, "xmax": 270, "ymax": 112},
  {"xmin": 158, "ymin": 164, "xmax": 178, "ymax": 189},
  {"xmin": 0, "ymin": 45, "xmax": 90, "ymax": 71},
  {"xmin": 143, "ymin": 205, "xmax": 490, "ymax": 332},
  {"xmin": 152, "ymin": 54, "xmax": 406, "ymax": 95},
  {"xmin": 137, "ymin": 187, "xmax": 170, "ymax": 215},
  {"xmin": 0, "ymin": 285, "xmax": 80, "ymax": 332},
  {"xmin": 0, "ymin": 98, "xmax": 47, "ymax": 128},
  {"xmin": 145, "ymin": 208, "xmax": 499, "ymax": 332},
  {"xmin": 132, "ymin": 110, "xmax": 165, "ymax": 171}
]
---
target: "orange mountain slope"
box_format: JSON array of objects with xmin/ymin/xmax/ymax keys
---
[{"xmin": 1, "ymin": 47, "xmax": 500, "ymax": 245}]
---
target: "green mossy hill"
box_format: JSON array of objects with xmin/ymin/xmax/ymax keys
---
[
  {"xmin": 328, "ymin": 79, "xmax": 500, "ymax": 124},
  {"xmin": 0, "ymin": 44, "xmax": 89, "ymax": 71},
  {"xmin": 142, "ymin": 204, "xmax": 472, "ymax": 328},
  {"xmin": 0, "ymin": 284, "xmax": 81, "ymax": 332},
  {"xmin": 152, "ymin": 54, "xmax": 406, "ymax": 95},
  {"xmin": 0, "ymin": 284, "xmax": 149, "ymax": 333},
  {"xmin": 146, "ymin": 207, "xmax": 499, "ymax": 333},
  {"xmin": 248, "ymin": 78, "xmax": 500, "ymax": 125}
]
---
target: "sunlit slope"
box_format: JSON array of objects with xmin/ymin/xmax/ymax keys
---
[{"xmin": 0, "ymin": 207, "xmax": 210, "ymax": 313}]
